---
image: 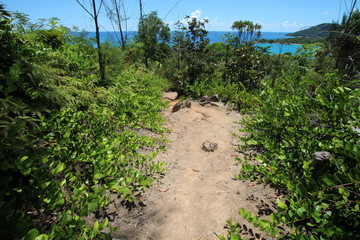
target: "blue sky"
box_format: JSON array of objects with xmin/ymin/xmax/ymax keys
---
[{"xmin": 3, "ymin": 0, "xmax": 359, "ymax": 32}]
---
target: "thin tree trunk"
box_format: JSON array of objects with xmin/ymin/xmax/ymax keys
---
[
  {"xmin": 76, "ymin": 0, "xmax": 106, "ymax": 84},
  {"xmin": 139, "ymin": 0, "xmax": 144, "ymax": 27},
  {"xmin": 344, "ymin": 0, "xmax": 357, "ymax": 33},
  {"xmin": 92, "ymin": 0, "xmax": 105, "ymax": 84},
  {"xmin": 224, "ymin": 44, "xmax": 229, "ymax": 82},
  {"xmin": 139, "ymin": 0, "xmax": 148, "ymax": 67},
  {"xmin": 114, "ymin": 0, "xmax": 126, "ymax": 50}
]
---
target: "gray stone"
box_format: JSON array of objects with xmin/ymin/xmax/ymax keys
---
[
  {"xmin": 210, "ymin": 102, "xmax": 220, "ymax": 107},
  {"xmin": 221, "ymin": 97, "xmax": 229, "ymax": 103},
  {"xmin": 183, "ymin": 101, "xmax": 191, "ymax": 108},
  {"xmin": 311, "ymin": 151, "xmax": 331, "ymax": 179},
  {"xmin": 209, "ymin": 94, "xmax": 219, "ymax": 102},
  {"xmin": 312, "ymin": 151, "xmax": 331, "ymax": 162},
  {"xmin": 199, "ymin": 96, "xmax": 211, "ymax": 106},
  {"xmin": 202, "ymin": 141, "xmax": 218, "ymax": 152},
  {"xmin": 199, "ymin": 95, "xmax": 209, "ymax": 102},
  {"xmin": 163, "ymin": 92, "xmax": 178, "ymax": 100},
  {"xmin": 351, "ymin": 127, "xmax": 360, "ymax": 136},
  {"xmin": 172, "ymin": 102, "xmax": 182, "ymax": 113}
]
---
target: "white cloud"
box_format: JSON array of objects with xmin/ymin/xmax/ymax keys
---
[
  {"xmin": 190, "ymin": 9, "xmax": 202, "ymax": 19},
  {"xmin": 179, "ymin": 9, "xmax": 203, "ymax": 25},
  {"xmin": 281, "ymin": 21, "xmax": 300, "ymax": 28},
  {"xmin": 323, "ymin": 11, "xmax": 330, "ymax": 15}
]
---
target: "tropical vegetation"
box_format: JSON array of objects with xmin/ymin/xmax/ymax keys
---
[{"xmin": 0, "ymin": 1, "xmax": 359, "ymax": 239}]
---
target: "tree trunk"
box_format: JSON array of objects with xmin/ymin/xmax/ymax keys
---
[
  {"xmin": 139, "ymin": 0, "xmax": 144, "ymax": 27},
  {"xmin": 114, "ymin": 0, "xmax": 126, "ymax": 50},
  {"xmin": 139, "ymin": 0, "xmax": 148, "ymax": 67},
  {"xmin": 92, "ymin": 0, "xmax": 106, "ymax": 84}
]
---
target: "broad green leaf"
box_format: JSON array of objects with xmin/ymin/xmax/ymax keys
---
[
  {"xmin": 246, "ymin": 139, "xmax": 258, "ymax": 145},
  {"xmin": 313, "ymin": 214, "xmax": 322, "ymax": 223},
  {"xmin": 88, "ymin": 201, "xmax": 98, "ymax": 213},
  {"xmin": 25, "ymin": 228, "xmax": 40, "ymax": 240},
  {"xmin": 296, "ymin": 207, "xmax": 306, "ymax": 217},
  {"xmin": 54, "ymin": 162, "xmax": 66, "ymax": 174},
  {"xmin": 259, "ymin": 219, "xmax": 271, "ymax": 229},
  {"xmin": 23, "ymin": 168, "xmax": 32, "ymax": 175},
  {"xmin": 41, "ymin": 181, "xmax": 51, "ymax": 189},
  {"xmin": 338, "ymin": 188, "xmax": 350, "ymax": 201},
  {"xmin": 103, "ymin": 217, "xmax": 109, "ymax": 227},
  {"xmin": 307, "ymin": 222, "xmax": 316, "ymax": 227},
  {"xmin": 63, "ymin": 130, "xmax": 71, "ymax": 138},
  {"xmin": 276, "ymin": 198, "xmax": 288, "ymax": 211},
  {"xmin": 91, "ymin": 221, "xmax": 99, "ymax": 238},
  {"xmin": 321, "ymin": 175, "xmax": 334, "ymax": 187},
  {"xmin": 230, "ymin": 234, "xmax": 241, "ymax": 240},
  {"xmin": 239, "ymin": 208, "xmax": 246, "ymax": 217},
  {"xmin": 35, "ymin": 234, "xmax": 49, "ymax": 240},
  {"xmin": 271, "ymin": 228, "xmax": 279, "ymax": 237},
  {"xmin": 60, "ymin": 179, "xmax": 67, "ymax": 186},
  {"xmin": 288, "ymin": 210, "xmax": 294, "ymax": 218},
  {"xmin": 94, "ymin": 173, "xmax": 104, "ymax": 180}
]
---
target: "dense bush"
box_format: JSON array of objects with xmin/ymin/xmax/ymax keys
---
[
  {"xmin": 0, "ymin": 14, "xmax": 168, "ymax": 239},
  {"xmin": 222, "ymin": 66, "xmax": 359, "ymax": 239}
]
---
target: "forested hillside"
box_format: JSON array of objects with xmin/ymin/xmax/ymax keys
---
[
  {"xmin": 1, "ymin": 2, "xmax": 359, "ymax": 240},
  {"xmin": 286, "ymin": 23, "xmax": 339, "ymax": 37}
]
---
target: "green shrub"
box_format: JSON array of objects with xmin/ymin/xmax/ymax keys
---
[
  {"xmin": 1, "ymin": 16, "xmax": 169, "ymax": 239},
  {"xmin": 227, "ymin": 71, "xmax": 360, "ymax": 239}
]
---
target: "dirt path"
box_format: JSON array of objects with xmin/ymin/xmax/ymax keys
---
[{"xmin": 111, "ymin": 93, "xmax": 278, "ymax": 240}]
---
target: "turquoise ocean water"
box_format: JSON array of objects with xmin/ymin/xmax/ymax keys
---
[{"xmin": 83, "ymin": 31, "xmax": 301, "ymax": 54}]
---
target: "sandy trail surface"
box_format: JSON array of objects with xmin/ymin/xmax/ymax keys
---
[{"xmin": 111, "ymin": 93, "xmax": 278, "ymax": 240}]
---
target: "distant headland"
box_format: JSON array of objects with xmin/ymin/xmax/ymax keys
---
[{"xmin": 258, "ymin": 23, "xmax": 341, "ymax": 45}]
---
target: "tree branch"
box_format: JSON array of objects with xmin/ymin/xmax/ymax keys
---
[{"xmin": 76, "ymin": 0, "xmax": 94, "ymax": 18}]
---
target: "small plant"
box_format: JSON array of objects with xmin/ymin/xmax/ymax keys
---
[{"xmin": 218, "ymin": 220, "xmax": 246, "ymax": 240}]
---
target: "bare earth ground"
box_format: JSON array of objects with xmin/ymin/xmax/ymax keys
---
[{"xmin": 107, "ymin": 92, "xmax": 280, "ymax": 240}]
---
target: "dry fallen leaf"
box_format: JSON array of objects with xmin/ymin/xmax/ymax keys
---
[
  {"xmin": 136, "ymin": 195, "xmax": 145, "ymax": 202},
  {"xmin": 159, "ymin": 188, "xmax": 168, "ymax": 192},
  {"xmin": 247, "ymin": 184, "xmax": 255, "ymax": 187},
  {"xmin": 192, "ymin": 169, "xmax": 200, "ymax": 172}
]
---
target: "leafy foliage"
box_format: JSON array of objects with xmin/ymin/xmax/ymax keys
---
[
  {"xmin": 184, "ymin": 71, "xmax": 259, "ymax": 111},
  {"xmin": 224, "ymin": 44, "xmax": 270, "ymax": 89},
  {"xmin": 257, "ymin": 37, "xmax": 326, "ymax": 45},
  {"xmin": 136, "ymin": 11, "xmax": 170, "ymax": 67},
  {"xmin": 0, "ymin": 13, "xmax": 168, "ymax": 239},
  {"xmin": 217, "ymin": 15, "xmax": 359, "ymax": 239},
  {"xmin": 231, "ymin": 20, "xmax": 262, "ymax": 45},
  {"xmin": 167, "ymin": 16, "xmax": 211, "ymax": 89},
  {"xmin": 330, "ymin": 9, "xmax": 360, "ymax": 78},
  {"xmin": 226, "ymin": 68, "xmax": 359, "ymax": 239}
]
